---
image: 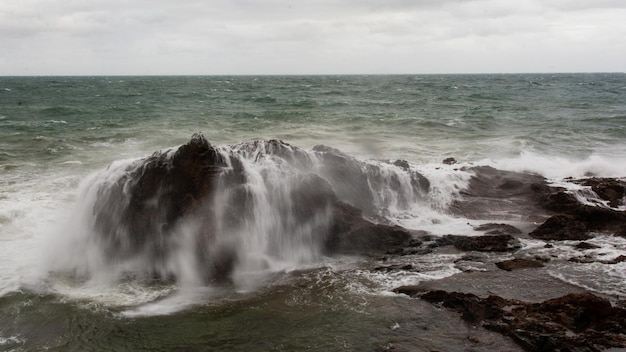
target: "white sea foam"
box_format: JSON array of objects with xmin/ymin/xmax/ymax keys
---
[
  {"xmin": 483, "ymin": 151, "xmax": 626, "ymax": 179},
  {"xmin": 520, "ymin": 235, "xmax": 626, "ymax": 298}
]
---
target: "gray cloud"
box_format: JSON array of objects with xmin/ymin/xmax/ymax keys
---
[{"xmin": 1, "ymin": 0, "xmax": 624, "ymax": 74}]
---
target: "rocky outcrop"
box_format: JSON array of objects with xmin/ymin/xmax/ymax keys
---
[
  {"xmin": 529, "ymin": 214, "xmax": 590, "ymax": 240},
  {"xmin": 530, "ymin": 187, "xmax": 626, "ymax": 240},
  {"xmin": 437, "ymin": 234, "xmax": 521, "ymax": 252},
  {"xmin": 91, "ymin": 133, "xmax": 422, "ymax": 282},
  {"xmin": 576, "ymin": 177, "xmax": 626, "ymax": 208},
  {"xmin": 420, "ymin": 290, "xmax": 626, "ymax": 352},
  {"xmin": 450, "ymin": 166, "xmax": 550, "ymax": 220},
  {"xmin": 93, "ymin": 132, "xmax": 228, "ymax": 261}
]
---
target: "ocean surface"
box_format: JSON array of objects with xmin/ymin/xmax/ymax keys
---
[{"xmin": 1, "ymin": 74, "xmax": 626, "ymax": 351}]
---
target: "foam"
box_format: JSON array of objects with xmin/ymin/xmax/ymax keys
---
[{"xmin": 483, "ymin": 151, "xmax": 626, "ymax": 179}]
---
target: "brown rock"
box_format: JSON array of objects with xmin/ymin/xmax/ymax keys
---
[
  {"xmin": 495, "ymin": 258, "xmax": 544, "ymax": 271},
  {"xmin": 421, "ymin": 290, "xmax": 626, "ymax": 352}
]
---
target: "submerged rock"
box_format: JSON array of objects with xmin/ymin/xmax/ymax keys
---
[
  {"xmin": 438, "ymin": 234, "xmax": 521, "ymax": 252},
  {"xmin": 420, "ymin": 290, "xmax": 626, "ymax": 352}
]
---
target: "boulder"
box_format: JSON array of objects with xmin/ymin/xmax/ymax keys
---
[
  {"xmin": 495, "ymin": 258, "xmax": 544, "ymax": 271},
  {"xmin": 529, "ymin": 214, "xmax": 590, "ymax": 240}
]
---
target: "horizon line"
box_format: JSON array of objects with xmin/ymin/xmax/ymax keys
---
[{"xmin": 1, "ymin": 71, "xmax": 624, "ymax": 77}]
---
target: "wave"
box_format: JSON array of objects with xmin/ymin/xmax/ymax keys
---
[
  {"xmin": 481, "ymin": 150, "xmax": 626, "ymax": 179},
  {"xmin": 5, "ymin": 133, "xmax": 619, "ymax": 316}
]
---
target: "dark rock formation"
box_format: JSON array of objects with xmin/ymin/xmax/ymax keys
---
[
  {"xmin": 313, "ymin": 145, "xmax": 429, "ymax": 216},
  {"xmin": 93, "ymin": 132, "xmax": 227, "ymax": 261},
  {"xmin": 442, "ymin": 157, "xmax": 457, "ymax": 165},
  {"xmin": 473, "ymin": 223, "xmax": 522, "ymax": 236},
  {"xmin": 577, "ymin": 178, "xmax": 626, "ymax": 208},
  {"xmin": 450, "ymin": 166, "xmax": 550, "ymax": 220},
  {"xmin": 438, "ymin": 234, "xmax": 521, "ymax": 252},
  {"xmin": 529, "ymin": 214, "xmax": 590, "ymax": 240},
  {"xmin": 325, "ymin": 201, "xmax": 420, "ymax": 256},
  {"xmin": 91, "ymin": 133, "xmax": 422, "ymax": 282},
  {"xmin": 574, "ymin": 242, "xmax": 601, "ymax": 250},
  {"xmin": 495, "ymin": 258, "xmax": 544, "ymax": 271},
  {"xmin": 530, "ymin": 189, "xmax": 626, "ymax": 240},
  {"xmin": 420, "ymin": 290, "xmax": 626, "ymax": 352}
]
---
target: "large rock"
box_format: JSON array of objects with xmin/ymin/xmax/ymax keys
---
[
  {"xmin": 531, "ymin": 189, "xmax": 626, "ymax": 240},
  {"xmin": 421, "ymin": 290, "xmax": 626, "ymax": 352},
  {"xmin": 577, "ymin": 178, "xmax": 626, "ymax": 208},
  {"xmin": 450, "ymin": 166, "xmax": 550, "ymax": 221},
  {"xmin": 93, "ymin": 132, "xmax": 227, "ymax": 260},
  {"xmin": 325, "ymin": 201, "xmax": 420, "ymax": 256},
  {"xmin": 529, "ymin": 214, "xmax": 590, "ymax": 240},
  {"xmin": 91, "ymin": 134, "xmax": 420, "ymax": 282}
]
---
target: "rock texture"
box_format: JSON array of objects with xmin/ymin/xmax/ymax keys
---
[
  {"xmin": 420, "ymin": 290, "xmax": 626, "ymax": 352},
  {"xmin": 437, "ymin": 234, "xmax": 521, "ymax": 252},
  {"xmin": 91, "ymin": 133, "xmax": 422, "ymax": 281},
  {"xmin": 531, "ymin": 186, "xmax": 626, "ymax": 240},
  {"xmin": 495, "ymin": 258, "xmax": 544, "ymax": 271}
]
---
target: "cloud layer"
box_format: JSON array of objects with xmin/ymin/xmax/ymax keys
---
[{"xmin": 2, "ymin": 0, "xmax": 625, "ymax": 74}]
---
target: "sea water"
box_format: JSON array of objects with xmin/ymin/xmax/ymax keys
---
[{"xmin": 1, "ymin": 74, "xmax": 626, "ymax": 351}]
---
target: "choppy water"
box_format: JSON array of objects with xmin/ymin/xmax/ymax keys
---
[{"xmin": 1, "ymin": 74, "xmax": 626, "ymax": 351}]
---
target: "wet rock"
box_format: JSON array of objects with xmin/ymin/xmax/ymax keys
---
[
  {"xmin": 529, "ymin": 214, "xmax": 590, "ymax": 240},
  {"xmin": 325, "ymin": 201, "xmax": 420, "ymax": 256},
  {"xmin": 421, "ymin": 290, "xmax": 626, "ymax": 352},
  {"xmin": 450, "ymin": 166, "xmax": 550, "ymax": 220},
  {"xmin": 442, "ymin": 157, "xmax": 457, "ymax": 165},
  {"xmin": 606, "ymin": 255, "xmax": 626, "ymax": 264},
  {"xmin": 438, "ymin": 234, "xmax": 521, "ymax": 252},
  {"xmin": 373, "ymin": 264, "xmax": 414, "ymax": 272},
  {"xmin": 92, "ymin": 134, "xmax": 423, "ymax": 281},
  {"xmin": 392, "ymin": 285, "xmax": 422, "ymax": 296},
  {"xmin": 93, "ymin": 132, "xmax": 228, "ymax": 260},
  {"xmin": 575, "ymin": 242, "xmax": 601, "ymax": 250},
  {"xmin": 313, "ymin": 145, "xmax": 429, "ymax": 216},
  {"xmin": 577, "ymin": 177, "xmax": 626, "ymax": 208},
  {"xmin": 495, "ymin": 258, "xmax": 544, "ymax": 271},
  {"xmin": 392, "ymin": 159, "xmax": 410, "ymax": 171},
  {"xmin": 531, "ymin": 195, "xmax": 626, "ymax": 240},
  {"xmin": 473, "ymin": 223, "xmax": 522, "ymax": 236}
]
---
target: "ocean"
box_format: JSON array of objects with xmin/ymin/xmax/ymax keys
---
[{"xmin": 1, "ymin": 74, "xmax": 625, "ymax": 351}]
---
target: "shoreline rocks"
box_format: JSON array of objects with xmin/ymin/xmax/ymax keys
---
[{"xmin": 419, "ymin": 290, "xmax": 626, "ymax": 352}]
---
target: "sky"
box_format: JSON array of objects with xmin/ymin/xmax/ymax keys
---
[{"xmin": 1, "ymin": 0, "xmax": 625, "ymax": 75}]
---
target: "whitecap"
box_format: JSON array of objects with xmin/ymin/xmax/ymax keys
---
[{"xmin": 483, "ymin": 151, "xmax": 626, "ymax": 179}]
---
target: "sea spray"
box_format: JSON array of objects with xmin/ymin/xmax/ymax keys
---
[{"xmin": 40, "ymin": 137, "xmax": 444, "ymax": 295}]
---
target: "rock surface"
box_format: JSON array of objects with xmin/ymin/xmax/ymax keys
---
[
  {"xmin": 420, "ymin": 290, "xmax": 626, "ymax": 352},
  {"xmin": 530, "ymin": 189, "xmax": 626, "ymax": 240},
  {"xmin": 495, "ymin": 258, "xmax": 544, "ymax": 271},
  {"xmin": 91, "ymin": 133, "xmax": 422, "ymax": 281},
  {"xmin": 437, "ymin": 234, "xmax": 521, "ymax": 252}
]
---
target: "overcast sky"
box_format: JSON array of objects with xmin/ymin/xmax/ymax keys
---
[{"xmin": 1, "ymin": 0, "xmax": 625, "ymax": 75}]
